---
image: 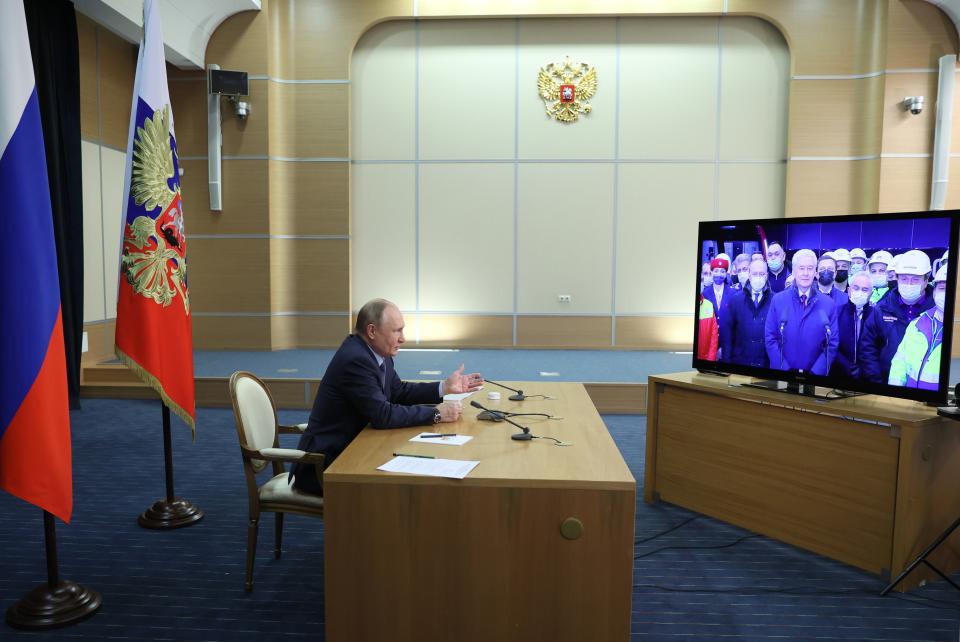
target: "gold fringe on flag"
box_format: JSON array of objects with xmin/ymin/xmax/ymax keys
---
[{"xmin": 114, "ymin": 346, "xmax": 196, "ymax": 438}]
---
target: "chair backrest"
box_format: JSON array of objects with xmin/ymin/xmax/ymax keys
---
[{"xmin": 229, "ymin": 371, "xmax": 278, "ymax": 473}]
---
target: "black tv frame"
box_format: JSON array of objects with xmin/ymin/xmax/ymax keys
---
[{"xmin": 692, "ymin": 209, "xmax": 960, "ymax": 404}]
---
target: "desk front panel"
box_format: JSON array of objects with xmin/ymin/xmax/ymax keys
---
[{"xmin": 324, "ymin": 482, "xmax": 634, "ymax": 642}]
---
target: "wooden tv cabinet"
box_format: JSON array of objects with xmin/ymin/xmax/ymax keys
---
[{"xmin": 645, "ymin": 371, "xmax": 960, "ymax": 590}]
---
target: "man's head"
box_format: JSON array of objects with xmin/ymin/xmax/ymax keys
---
[
  {"xmin": 848, "ymin": 272, "xmax": 872, "ymax": 308},
  {"xmin": 766, "ymin": 243, "xmax": 785, "ymax": 270},
  {"xmin": 895, "ymin": 250, "xmax": 932, "ymax": 304},
  {"xmin": 355, "ymin": 298, "xmax": 405, "ymax": 357},
  {"xmin": 792, "ymin": 249, "xmax": 817, "ymax": 289},
  {"xmin": 868, "ymin": 250, "xmax": 893, "ymax": 288},
  {"xmin": 733, "ymin": 253, "xmax": 751, "ymax": 284},
  {"xmin": 816, "ymin": 256, "xmax": 837, "ymax": 288},
  {"xmin": 748, "ymin": 258, "xmax": 768, "ymax": 291}
]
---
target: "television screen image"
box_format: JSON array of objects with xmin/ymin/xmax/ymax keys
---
[{"xmin": 693, "ymin": 211, "xmax": 959, "ymax": 403}]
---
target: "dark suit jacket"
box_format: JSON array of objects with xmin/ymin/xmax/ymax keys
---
[
  {"xmin": 830, "ymin": 301, "xmax": 874, "ymax": 379},
  {"xmin": 292, "ymin": 334, "xmax": 442, "ymax": 493}
]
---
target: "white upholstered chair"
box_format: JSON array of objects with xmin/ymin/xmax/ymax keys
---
[{"xmin": 228, "ymin": 371, "xmax": 325, "ymax": 592}]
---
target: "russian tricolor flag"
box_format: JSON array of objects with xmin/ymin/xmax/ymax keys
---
[{"xmin": 0, "ymin": 2, "xmax": 73, "ymax": 523}]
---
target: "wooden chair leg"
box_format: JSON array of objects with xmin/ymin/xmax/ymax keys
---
[
  {"xmin": 274, "ymin": 512, "xmax": 284, "ymax": 559},
  {"xmin": 245, "ymin": 518, "xmax": 259, "ymax": 592}
]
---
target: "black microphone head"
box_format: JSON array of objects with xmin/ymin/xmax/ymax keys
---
[{"xmin": 469, "ymin": 400, "xmax": 483, "ymax": 409}]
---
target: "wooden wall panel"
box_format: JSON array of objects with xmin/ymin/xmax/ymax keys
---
[
  {"xmin": 188, "ymin": 239, "xmax": 271, "ymax": 312},
  {"xmin": 268, "ymin": 238, "xmax": 349, "ymax": 311},
  {"xmin": 97, "ymin": 29, "xmax": 137, "ymax": 150},
  {"xmin": 268, "ymin": 83, "xmax": 348, "ymax": 158},
  {"xmin": 615, "ymin": 316, "xmax": 694, "ymax": 350},
  {"xmin": 885, "ymin": 0, "xmax": 958, "ymax": 69},
  {"xmin": 729, "ymin": 0, "xmax": 886, "ymax": 76},
  {"xmin": 78, "ymin": 14, "xmax": 99, "ymax": 141},
  {"xmin": 516, "ymin": 316, "xmax": 612, "ymax": 348},
  {"xmin": 878, "ymin": 156, "xmax": 932, "ymax": 213},
  {"xmin": 788, "ymin": 77, "xmax": 884, "ymax": 158},
  {"xmin": 168, "ymin": 77, "xmax": 208, "ymax": 157},
  {"xmin": 193, "ymin": 316, "xmax": 272, "ymax": 350},
  {"xmin": 205, "ymin": 8, "xmax": 269, "ymax": 75},
  {"xmin": 415, "ymin": 315, "xmax": 514, "ymax": 347},
  {"xmin": 180, "ymin": 159, "xmax": 270, "ymax": 234},
  {"xmin": 785, "ymin": 159, "xmax": 880, "ymax": 217},
  {"xmin": 880, "ymin": 72, "xmax": 937, "ymax": 154},
  {"xmin": 222, "ymin": 78, "xmax": 268, "ymax": 157},
  {"xmin": 269, "ymin": 0, "xmax": 413, "ymax": 80},
  {"xmin": 268, "ymin": 161, "xmax": 348, "ymax": 235},
  {"xmin": 82, "ymin": 320, "xmax": 116, "ymax": 364},
  {"xmin": 270, "ymin": 315, "xmax": 351, "ymax": 349}
]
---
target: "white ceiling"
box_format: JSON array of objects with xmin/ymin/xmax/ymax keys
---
[{"xmin": 73, "ymin": 0, "xmax": 261, "ymax": 69}]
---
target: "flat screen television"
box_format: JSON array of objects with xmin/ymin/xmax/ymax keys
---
[{"xmin": 693, "ymin": 210, "xmax": 959, "ymax": 403}]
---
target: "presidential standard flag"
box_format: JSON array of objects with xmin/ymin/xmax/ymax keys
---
[
  {"xmin": 0, "ymin": 1, "xmax": 73, "ymax": 523},
  {"xmin": 115, "ymin": 0, "xmax": 196, "ymax": 432}
]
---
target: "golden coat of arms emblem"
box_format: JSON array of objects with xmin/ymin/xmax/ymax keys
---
[{"xmin": 538, "ymin": 56, "xmax": 598, "ymax": 123}]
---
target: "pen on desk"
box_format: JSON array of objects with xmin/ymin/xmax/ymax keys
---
[
  {"xmin": 393, "ymin": 452, "xmax": 435, "ymax": 459},
  {"xmin": 420, "ymin": 433, "xmax": 456, "ymax": 438}
]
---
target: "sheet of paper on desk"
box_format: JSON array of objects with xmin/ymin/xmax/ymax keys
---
[
  {"xmin": 443, "ymin": 388, "xmax": 479, "ymax": 402},
  {"xmin": 409, "ymin": 433, "xmax": 473, "ymax": 446},
  {"xmin": 378, "ymin": 456, "xmax": 480, "ymax": 480}
]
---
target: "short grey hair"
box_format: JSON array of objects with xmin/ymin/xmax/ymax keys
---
[
  {"xmin": 792, "ymin": 249, "xmax": 817, "ymax": 266},
  {"xmin": 734, "ymin": 253, "xmax": 751, "ymax": 269},
  {"xmin": 354, "ymin": 298, "xmax": 395, "ymax": 334}
]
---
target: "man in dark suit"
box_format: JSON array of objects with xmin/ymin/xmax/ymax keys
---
[
  {"xmin": 720, "ymin": 258, "xmax": 771, "ymax": 368},
  {"xmin": 830, "ymin": 272, "xmax": 874, "ymax": 379},
  {"xmin": 292, "ymin": 298, "xmax": 483, "ymax": 494}
]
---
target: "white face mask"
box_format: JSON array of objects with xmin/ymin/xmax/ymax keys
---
[
  {"xmin": 870, "ymin": 273, "xmax": 887, "ymax": 288},
  {"xmin": 702, "ymin": 275, "xmax": 712, "ymax": 289},
  {"xmin": 749, "ymin": 276, "xmax": 767, "ymax": 292},
  {"xmin": 850, "ymin": 263, "xmax": 863, "ymax": 276},
  {"xmin": 768, "ymin": 258, "xmax": 783, "ymax": 272},
  {"xmin": 737, "ymin": 271, "xmax": 749, "ymax": 285},
  {"xmin": 898, "ymin": 282, "xmax": 924, "ymax": 304},
  {"xmin": 934, "ymin": 290, "xmax": 946, "ymax": 312},
  {"xmin": 849, "ymin": 289, "xmax": 870, "ymax": 308}
]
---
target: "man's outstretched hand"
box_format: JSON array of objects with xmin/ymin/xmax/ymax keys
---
[{"xmin": 442, "ymin": 364, "xmax": 484, "ymax": 395}]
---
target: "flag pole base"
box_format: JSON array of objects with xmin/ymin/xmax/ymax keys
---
[
  {"xmin": 5, "ymin": 580, "xmax": 101, "ymax": 630},
  {"xmin": 137, "ymin": 497, "xmax": 204, "ymax": 529}
]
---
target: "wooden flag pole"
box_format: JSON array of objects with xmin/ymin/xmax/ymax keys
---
[
  {"xmin": 137, "ymin": 403, "xmax": 203, "ymax": 529},
  {"xmin": 5, "ymin": 511, "xmax": 101, "ymax": 629}
]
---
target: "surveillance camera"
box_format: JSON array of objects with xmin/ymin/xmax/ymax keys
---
[
  {"xmin": 228, "ymin": 95, "xmax": 250, "ymax": 120},
  {"xmin": 902, "ymin": 96, "xmax": 924, "ymax": 115}
]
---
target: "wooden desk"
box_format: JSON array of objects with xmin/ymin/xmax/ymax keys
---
[
  {"xmin": 645, "ymin": 371, "xmax": 960, "ymax": 590},
  {"xmin": 324, "ymin": 382, "xmax": 635, "ymax": 642}
]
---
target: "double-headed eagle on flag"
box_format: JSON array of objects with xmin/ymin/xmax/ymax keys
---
[
  {"xmin": 538, "ymin": 56, "xmax": 598, "ymax": 123},
  {"xmin": 121, "ymin": 104, "xmax": 188, "ymax": 313}
]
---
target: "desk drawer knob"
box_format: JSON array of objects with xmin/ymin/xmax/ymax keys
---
[{"xmin": 560, "ymin": 517, "xmax": 583, "ymax": 540}]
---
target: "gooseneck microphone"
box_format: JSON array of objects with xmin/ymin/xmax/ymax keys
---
[
  {"xmin": 470, "ymin": 400, "xmax": 532, "ymax": 441},
  {"xmin": 484, "ymin": 379, "xmax": 525, "ymax": 401}
]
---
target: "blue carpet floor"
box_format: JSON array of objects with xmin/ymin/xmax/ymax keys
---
[{"xmin": 2, "ymin": 400, "xmax": 959, "ymax": 640}]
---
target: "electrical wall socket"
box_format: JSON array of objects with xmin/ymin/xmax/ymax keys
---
[{"xmin": 558, "ymin": 295, "xmax": 571, "ymax": 303}]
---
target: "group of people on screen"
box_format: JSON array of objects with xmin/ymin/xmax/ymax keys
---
[{"xmin": 697, "ymin": 243, "xmax": 949, "ymax": 390}]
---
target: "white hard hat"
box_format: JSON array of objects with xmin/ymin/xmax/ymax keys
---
[
  {"xmin": 868, "ymin": 250, "xmax": 894, "ymax": 267},
  {"xmin": 716, "ymin": 253, "xmax": 731, "ymax": 264},
  {"xmin": 895, "ymin": 250, "xmax": 932, "ymax": 276},
  {"xmin": 831, "ymin": 248, "xmax": 851, "ymax": 263},
  {"xmin": 850, "ymin": 248, "xmax": 867, "ymax": 261},
  {"xmin": 935, "ymin": 264, "xmax": 948, "ymax": 283}
]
